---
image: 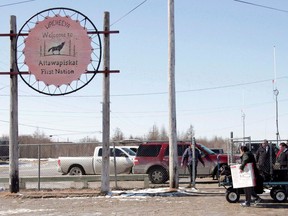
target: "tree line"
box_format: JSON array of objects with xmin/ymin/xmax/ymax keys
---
[{"xmin": 0, "ymin": 125, "xmax": 228, "ymax": 158}]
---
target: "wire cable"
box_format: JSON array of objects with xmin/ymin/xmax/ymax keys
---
[
  {"xmin": 0, "ymin": 119, "xmax": 99, "ymax": 135},
  {"xmin": 107, "ymin": 76, "xmax": 287, "ymax": 97},
  {"xmin": 1, "ymin": 76, "xmax": 287, "ymax": 97},
  {"xmin": 0, "ymin": 0, "xmax": 36, "ymax": 8},
  {"xmin": 110, "ymin": 0, "xmax": 148, "ymax": 26},
  {"xmin": 234, "ymin": 0, "xmax": 288, "ymax": 13}
]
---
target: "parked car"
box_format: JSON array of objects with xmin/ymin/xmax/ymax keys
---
[
  {"xmin": 57, "ymin": 146, "xmax": 135, "ymax": 175},
  {"xmin": 0, "ymin": 141, "xmax": 9, "ymax": 161},
  {"xmin": 133, "ymin": 141, "xmax": 231, "ymax": 184}
]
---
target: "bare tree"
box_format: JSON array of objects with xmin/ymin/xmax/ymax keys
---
[
  {"xmin": 32, "ymin": 128, "xmax": 51, "ymax": 143},
  {"xmin": 178, "ymin": 124, "xmax": 195, "ymax": 141},
  {"xmin": 19, "ymin": 129, "xmax": 51, "ymax": 144},
  {"xmin": 0, "ymin": 135, "xmax": 9, "ymax": 141},
  {"xmin": 111, "ymin": 127, "xmax": 124, "ymax": 141},
  {"xmin": 146, "ymin": 124, "xmax": 160, "ymax": 140},
  {"xmin": 160, "ymin": 126, "xmax": 168, "ymax": 140},
  {"xmin": 79, "ymin": 136, "xmax": 99, "ymax": 143},
  {"xmin": 197, "ymin": 136, "xmax": 228, "ymax": 152}
]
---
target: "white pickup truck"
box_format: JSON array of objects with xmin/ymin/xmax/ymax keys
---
[{"xmin": 57, "ymin": 146, "xmax": 136, "ymax": 175}]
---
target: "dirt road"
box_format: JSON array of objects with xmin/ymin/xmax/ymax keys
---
[{"xmin": 0, "ymin": 181, "xmax": 287, "ymax": 216}]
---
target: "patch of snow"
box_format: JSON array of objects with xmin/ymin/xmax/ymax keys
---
[
  {"xmin": 112, "ymin": 187, "xmax": 199, "ymax": 197},
  {"xmin": 0, "ymin": 208, "xmax": 54, "ymax": 215}
]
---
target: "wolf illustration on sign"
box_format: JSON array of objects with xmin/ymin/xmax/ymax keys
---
[{"xmin": 48, "ymin": 42, "xmax": 65, "ymax": 55}]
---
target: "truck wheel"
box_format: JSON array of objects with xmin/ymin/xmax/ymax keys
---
[
  {"xmin": 148, "ymin": 167, "xmax": 168, "ymax": 184},
  {"xmin": 69, "ymin": 166, "xmax": 85, "ymax": 175}
]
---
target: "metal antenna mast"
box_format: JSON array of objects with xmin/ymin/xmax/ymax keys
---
[
  {"xmin": 242, "ymin": 110, "xmax": 245, "ymax": 142},
  {"xmin": 273, "ymin": 46, "xmax": 280, "ymax": 146},
  {"xmin": 241, "ymin": 90, "xmax": 245, "ymax": 145}
]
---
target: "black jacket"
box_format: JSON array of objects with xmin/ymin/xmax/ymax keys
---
[
  {"xmin": 278, "ymin": 148, "xmax": 288, "ymax": 168},
  {"xmin": 255, "ymin": 145, "xmax": 276, "ymax": 173},
  {"xmin": 240, "ymin": 151, "xmax": 258, "ymax": 174},
  {"xmin": 240, "ymin": 151, "xmax": 263, "ymax": 193}
]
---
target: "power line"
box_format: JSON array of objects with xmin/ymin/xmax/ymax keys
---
[
  {"xmin": 104, "ymin": 76, "xmax": 287, "ymax": 97},
  {"xmin": 0, "ymin": 119, "xmax": 99, "ymax": 135},
  {"xmin": 0, "ymin": 0, "xmax": 36, "ymax": 8},
  {"xmin": 110, "ymin": 0, "xmax": 148, "ymax": 26},
  {"xmin": 234, "ymin": 0, "xmax": 288, "ymax": 13},
  {"xmin": 176, "ymin": 78, "xmax": 275, "ymax": 93},
  {"xmin": 1, "ymin": 76, "xmax": 287, "ymax": 98}
]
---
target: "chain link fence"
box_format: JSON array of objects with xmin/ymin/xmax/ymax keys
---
[
  {"xmin": 0, "ymin": 143, "xmax": 100, "ymax": 189},
  {"xmin": 0, "ymin": 142, "xmax": 143, "ymax": 190}
]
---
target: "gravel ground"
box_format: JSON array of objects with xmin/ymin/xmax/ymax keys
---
[{"xmin": 0, "ymin": 180, "xmax": 287, "ymax": 216}]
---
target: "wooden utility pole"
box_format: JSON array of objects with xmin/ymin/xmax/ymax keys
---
[
  {"xmin": 101, "ymin": 11, "xmax": 111, "ymax": 194},
  {"xmin": 168, "ymin": 0, "xmax": 178, "ymax": 189},
  {"xmin": 9, "ymin": 15, "xmax": 19, "ymax": 193},
  {"xmin": 191, "ymin": 137, "xmax": 196, "ymax": 188}
]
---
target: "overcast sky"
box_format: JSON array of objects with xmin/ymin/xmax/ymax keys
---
[{"xmin": 0, "ymin": 0, "xmax": 288, "ymax": 142}]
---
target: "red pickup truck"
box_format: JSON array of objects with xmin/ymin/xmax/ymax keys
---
[{"xmin": 133, "ymin": 141, "xmax": 231, "ymax": 184}]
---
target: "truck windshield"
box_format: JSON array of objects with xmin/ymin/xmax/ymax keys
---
[{"xmin": 121, "ymin": 148, "xmax": 136, "ymax": 156}]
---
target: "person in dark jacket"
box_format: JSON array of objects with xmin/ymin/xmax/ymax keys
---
[
  {"xmin": 255, "ymin": 140, "xmax": 276, "ymax": 181},
  {"xmin": 239, "ymin": 146, "xmax": 262, "ymax": 207},
  {"xmin": 277, "ymin": 143, "xmax": 288, "ymax": 169},
  {"xmin": 181, "ymin": 143, "xmax": 205, "ymax": 187}
]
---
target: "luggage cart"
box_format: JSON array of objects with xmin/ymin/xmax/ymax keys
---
[{"xmin": 219, "ymin": 168, "xmax": 288, "ymax": 203}]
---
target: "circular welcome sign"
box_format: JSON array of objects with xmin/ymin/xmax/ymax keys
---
[
  {"xmin": 16, "ymin": 8, "xmax": 102, "ymax": 95},
  {"xmin": 24, "ymin": 16, "xmax": 92, "ymax": 86}
]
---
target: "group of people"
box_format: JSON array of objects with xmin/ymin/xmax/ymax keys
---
[
  {"xmin": 180, "ymin": 139, "xmax": 288, "ymax": 207},
  {"xmin": 240, "ymin": 139, "xmax": 288, "ymax": 207}
]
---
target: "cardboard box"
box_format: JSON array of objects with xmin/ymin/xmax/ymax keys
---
[{"xmin": 230, "ymin": 163, "xmax": 256, "ymax": 188}]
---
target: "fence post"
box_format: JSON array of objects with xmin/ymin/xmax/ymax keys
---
[
  {"xmin": 269, "ymin": 142, "xmax": 273, "ymax": 179},
  {"xmin": 192, "ymin": 137, "xmax": 196, "ymax": 188},
  {"xmin": 38, "ymin": 144, "xmax": 41, "ymax": 190},
  {"xmin": 229, "ymin": 132, "xmax": 233, "ymax": 165},
  {"xmin": 112, "ymin": 142, "xmax": 118, "ymax": 188}
]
